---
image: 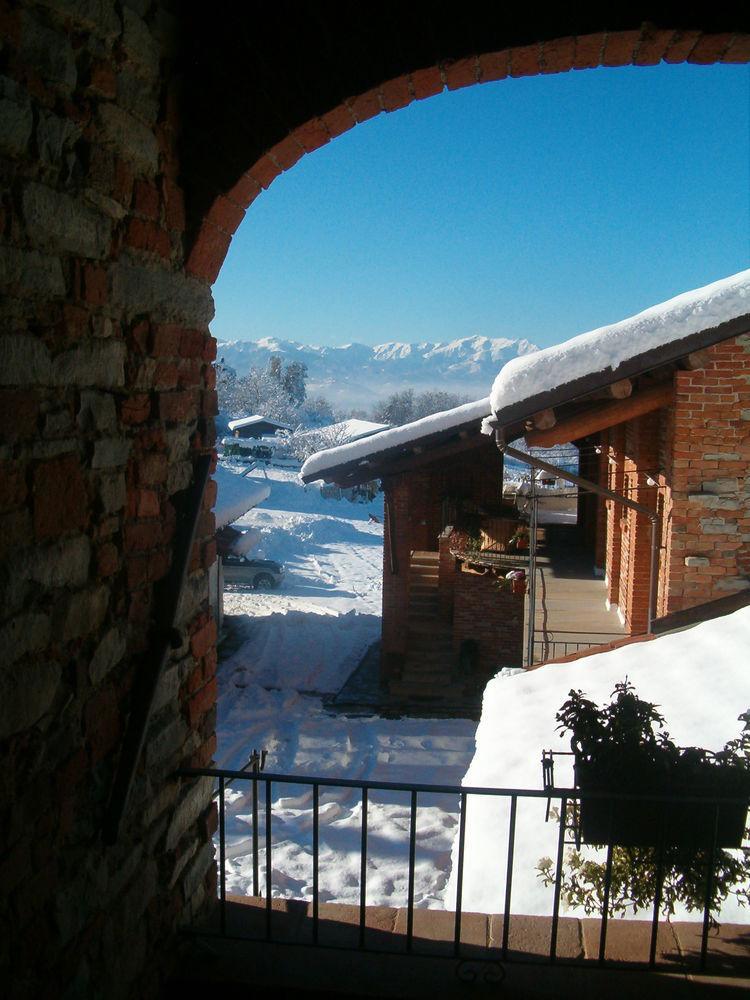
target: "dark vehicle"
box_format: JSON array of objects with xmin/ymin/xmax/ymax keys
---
[{"xmin": 222, "ymin": 555, "xmax": 285, "ymax": 589}]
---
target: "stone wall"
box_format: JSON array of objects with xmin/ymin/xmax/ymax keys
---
[{"xmin": 0, "ymin": 2, "xmax": 217, "ymax": 995}]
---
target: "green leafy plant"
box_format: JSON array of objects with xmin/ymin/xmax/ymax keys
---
[{"xmin": 537, "ymin": 681, "xmax": 750, "ymax": 923}]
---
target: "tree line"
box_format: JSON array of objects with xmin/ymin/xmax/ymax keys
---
[{"xmin": 216, "ymin": 356, "xmax": 469, "ymax": 438}]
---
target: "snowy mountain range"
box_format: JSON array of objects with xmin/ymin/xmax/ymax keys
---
[{"xmin": 216, "ymin": 336, "xmax": 538, "ymax": 408}]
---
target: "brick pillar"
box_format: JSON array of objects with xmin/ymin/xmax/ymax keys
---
[
  {"xmin": 618, "ymin": 412, "xmax": 661, "ymax": 633},
  {"xmin": 605, "ymin": 425, "xmax": 625, "ymax": 609},
  {"xmin": 381, "ymin": 475, "xmax": 411, "ymax": 679},
  {"xmin": 665, "ymin": 335, "xmax": 750, "ymax": 612},
  {"xmin": 438, "ymin": 529, "xmax": 457, "ymax": 619},
  {"xmin": 594, "ymin": 434, "xmax": 608, "ymax": 575}
]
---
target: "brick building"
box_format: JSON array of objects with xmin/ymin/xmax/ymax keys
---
[
  {"xmin": 1, "ymin": 3, "xmax": 748, "ymax": 996},
  {"xmin": 304, "ymin": 272, "xmax": 750, "ymax": 689},
  {"xmin": 487, "ymin": 271, "xmax": 750, "ymax": 635},
  {"xmin": 302, "ymin": 400, "xmax": 527, "ymax": 700}
]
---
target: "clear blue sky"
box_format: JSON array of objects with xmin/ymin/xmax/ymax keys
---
[{"xmin": 212, "ymin": 63, "xmax": 750, "ymax": 351}]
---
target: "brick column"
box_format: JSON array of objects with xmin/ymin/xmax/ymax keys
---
[
  {"xmin": 618, "ymin": 412, "xmax": 661, "ymax": 633},
  {"xmin": 665, "ymin": 335, "xmax": 750, "ymax": 612},
  {"xmin": 381, "ymin": 475, "xmax": 411, "ymax": 679},
  {"xmin": 605, "ymin": 425, "xmax": 625, "ymax": 609}
]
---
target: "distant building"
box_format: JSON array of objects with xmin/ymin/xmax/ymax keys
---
[
  {"xmin": 210, "ymin": 466, "xmax": 271, "ymax": 627},
  {"xmin": 227, "ymin": 414, "xmax": 292, "ymax": 439}
]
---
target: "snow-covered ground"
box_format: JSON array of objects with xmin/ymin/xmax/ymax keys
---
[
  {"xmin": 215, "ymin": 465, "xmax": 749, "ymax": 924},
  {"xmin": 447, "ymin": 607, "xmax": 750, "ymax": 923},
  {"xmin": 215, "ymin": 466, "xmax": 478, "ymax": 908}
]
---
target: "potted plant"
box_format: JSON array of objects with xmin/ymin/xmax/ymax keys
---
[
  {"xmin": 555, "ymin": 680, "xmax": 750, "ymax": 848},
  {"xmin": 508, "ymin": 524, "xmax": 529, "ymax": 551},
  {"xmin": 537, "ymin": 681, "xmax": 750, "ymax": 923}
]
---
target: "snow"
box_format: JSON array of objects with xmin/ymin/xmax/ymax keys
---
[
  {"xmin": 217, "ymin": 336, "xmax": 537, "ymax": 410},
  {"xmin": 447, "ymin": 606, "xmax": 750, "ymax": 922},
  {"xmin": 293, "ymin": 418, "xmax": 390, "ymax": 448},
  {"xmin": 227, "ymin": 414, "xmax": 291, "ymax": 431},
  {"xmin": 216, "ymin": 466, "xmax": 478, "ymax": 907},
  {"xmin": 213, "ymin": 465, "xmax": 271, "ymax": 529},
  {"xmin": 335, "ymin": 418, "xmax": 391, "ymax": 441},
  {"xmin": 489, "ymin": 269, "xmax": 750, "ymax": 415},
  {"xmin": 301, "ymin": 397, "xmax": 490, "ymax": 480}
]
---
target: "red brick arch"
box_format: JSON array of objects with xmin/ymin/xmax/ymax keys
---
[{"xmin": 185, "ymin": 27, "xmax": 750, "ymax": 285}]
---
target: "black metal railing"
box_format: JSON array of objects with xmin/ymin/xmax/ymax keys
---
[
  {"xmin": 532, "ymin": 630, "xmax": 624, "ymax": 663},
  {"xmin": 179, "ymin": 766, "xmax": 749, "ymax": 977}
]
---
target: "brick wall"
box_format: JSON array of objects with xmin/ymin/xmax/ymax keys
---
[
  {"xmin": 380, "ymin": 444, "xmax": 503, "ymax": 675},
  {"xmin": 453, "ymin": 567, "xmax": 524, "ymax": 675},
  {"xmin": 664, "ymin": 335, "xmax": 750, "ymax": 611},
  {"xmin": 599, "ymin": 334, "xmax": 750, "ymax": 631},
  {"xmin": 381, "ymin": 475, "xmax": 411, "ymax": 676}
]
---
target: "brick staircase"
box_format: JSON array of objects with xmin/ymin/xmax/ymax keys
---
[{"xmin": 389, "ymin": 551, "xmax": 467, "ymax": 703}]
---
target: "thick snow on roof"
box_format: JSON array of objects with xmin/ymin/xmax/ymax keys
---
[
  {"xmin": 446, "ymin": 604, "xmax": 750, "ymax": 921},
  {"xmin": 338, "ymin": 418, "xmax": 390, "ymax": 441},
  {"xmin": 489, "ymin": 269, "xmax": 750, "ymax": 416},
  {"xmin": 301, "ymin": 397, "xmax": 490, "ymax": 480},
  {"xmin": 295, "ymin": 418, "xmax": 390, "ymax": 445},
  {"xmin": 214, "ymin": 465, "xmax": 271, "ymax": 529},
  {"xmin": 227, "ymin": 414, "xmax": 291, "ymax": 431}
]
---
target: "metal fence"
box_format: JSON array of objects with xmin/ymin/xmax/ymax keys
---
[
  {"xmin": 179, "ymin": 766, "xmax": 749, "ymax": 976},
  {"xmin": 532, "ymin": 630, "xmax": 625, "ymax": 664}
]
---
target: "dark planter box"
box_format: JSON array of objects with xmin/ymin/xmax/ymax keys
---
[{"xmin": 575, "ymin": 761, "xmax": 750, "ymax": 849}]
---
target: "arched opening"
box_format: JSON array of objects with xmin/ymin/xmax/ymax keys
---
[
  {"xmin": 3, "ymin": 8, "xmax": 749, "ymax": 993},
  {"xmin": 193, "ymin": 33, "xmax": 750, "ymax": 926}
]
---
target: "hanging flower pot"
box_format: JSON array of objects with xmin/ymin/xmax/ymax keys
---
[{"xmin": 555, "ymin": 681, "xmax": 750, "ymax": 848}]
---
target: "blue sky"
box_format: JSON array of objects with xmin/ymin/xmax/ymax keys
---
[{"xmin": 212, "ymin": 63, "xmax": 750, "ymax": 351}]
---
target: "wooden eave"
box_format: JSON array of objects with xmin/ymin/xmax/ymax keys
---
[{"xmin": 490, "ymin": 312, "xmax": 750, "ymax": 443}]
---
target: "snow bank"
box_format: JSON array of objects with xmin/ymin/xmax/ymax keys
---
[
  {"xmin": 301, "ymin": 397, "xmax": 490, "ymax": 480},
  {"xmin": 220, "ymin": 606, "xmax": 379, "ymax": 694},
  {"xmin": 489, "ymin": 269, "xmax": 750, "ymax": 414},
  {"xmin": 214, "ymin": 465, "xmax": 271, "ymax": 529},
  {"xmin": 447, "ymin": 606, "xmax": 750, "ymax": 921}
]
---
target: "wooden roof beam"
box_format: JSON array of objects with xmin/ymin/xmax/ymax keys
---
[
  {"xmin": 523, "ymin": 407, "xmax": 556, "ymax": 432},
  {"xmin": 524, "ymin": 382, "xmax": 673, "ymax": 448}
]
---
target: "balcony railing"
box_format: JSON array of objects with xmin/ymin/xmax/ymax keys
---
[
  {"xmin": 179, "ymin": 766, "xmax": 749, "ymax": 978},
  {"xmin": 532, "ymin": 630, "xmax": 625, "ymax": 664}
]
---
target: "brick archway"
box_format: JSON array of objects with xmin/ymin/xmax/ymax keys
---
[{"xmin": 182, "ymin": 25, "xmax": 750, "ymax": 284}]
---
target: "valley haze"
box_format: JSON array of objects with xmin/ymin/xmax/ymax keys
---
[{"xmin": 216, "ymin": 335, "xmax": 538, "ymax": 409}]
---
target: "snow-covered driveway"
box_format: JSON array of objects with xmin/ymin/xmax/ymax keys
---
[{"xmin": 215, "ymin": 466, "xmax": 478, "ymax": 909}]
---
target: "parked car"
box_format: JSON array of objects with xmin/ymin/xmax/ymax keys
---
[{"xmin": 222, "ymin": 555, "xmax": 285, "ymax": 589}]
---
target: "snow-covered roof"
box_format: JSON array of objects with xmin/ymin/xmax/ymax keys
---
[
  {"xmin": 337, "ymin": 418, "xmax": 391, "ymax": 441},
  {"xmin": 295, "ymin": 418, "xmax": 390, "ymax": 445},
  {"xmin": 227, "ymin": 414, "xmax": 291, "ymax": 431},
  {"xmin": 213, "ymin": 465, "xmax": 271, "ymax": 529},
  {"xmin": 300, "ymin": 397, "xmax": 490, "ymax": 481},
  {"xmin": 448, "ymin": 602, "xmax": 750, "ymax": 920},
  {"xmin": 489, "ymin": 269, "xmax": 750, "ymax": 421}
]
